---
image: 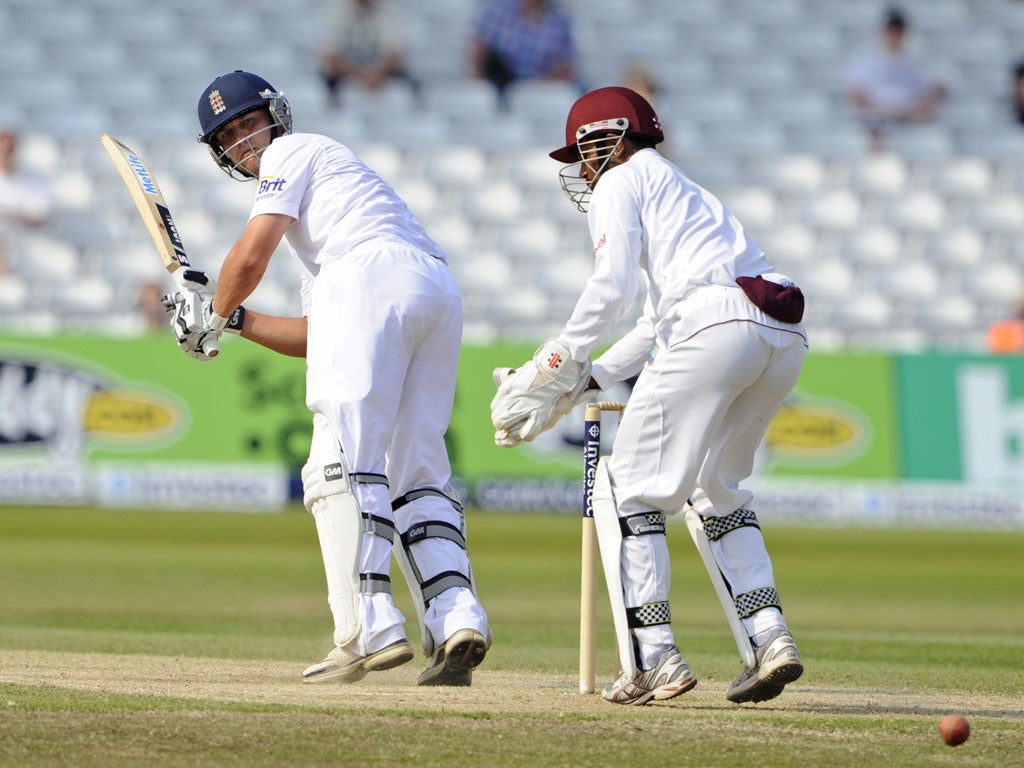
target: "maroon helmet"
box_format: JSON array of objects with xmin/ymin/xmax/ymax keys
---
[{"xmin": 549, "ymin": 86, "xmax": 664, "ymax": 163}]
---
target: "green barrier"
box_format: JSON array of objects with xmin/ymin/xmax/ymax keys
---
[
  {"xmin": 765, "ymin": 351, "xmax": 896, "ymax": 478},
  {"xmin": 898, "ymin": 353, "xmax": 1024, "ymax": 482},
  {"xmin": 453, "ymin": 345, "xmax": 896, "ymax": 484},
  {"xmin": 0, "ymin": 334, "xmax": 304, "ymax": 509},
  {"xmin": 0, "ymin": 334, "xmax": 308, "ymax": 466},
  {"xmin": 12, "ymin": 335, "xmax": 1013, "ymax": 510}
]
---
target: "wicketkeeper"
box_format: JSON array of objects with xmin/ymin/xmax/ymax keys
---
[
  {"xmin": 164, "ymin": 70, "xmax": 491, "ymax": 686},
  {"xmin": 491, "ymin": 86, "xmax": 807, "ymax": 705}
]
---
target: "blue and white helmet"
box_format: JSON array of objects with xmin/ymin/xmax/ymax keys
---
[{"xmin": 197, "ymin": 70, "xmax": 292, "ymax": 180}]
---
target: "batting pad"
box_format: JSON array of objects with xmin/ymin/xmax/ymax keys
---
[
  {"xmin": 392, "ymin": 487, "xmax": 479, "ymax": 657},
  {"xmin": 684, "ymin": 507, "xmax": 756, "ymax": 669},
  {"xmin": 301, "ymin": 414, "xmax": 367, "ymax": 649},
  {"xmin": 591, "ymin": 459, "xmax": 640, "ymax": 678}
]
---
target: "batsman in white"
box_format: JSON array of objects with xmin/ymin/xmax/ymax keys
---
[
  {"xmin": 165, "ymin": 70, "xmax": 490, "ymax": 686},
  {"xmin": 491, "ymin": 87, "xmax": 808, "ymax": 705}
]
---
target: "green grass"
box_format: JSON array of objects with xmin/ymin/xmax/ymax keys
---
[{"xmin": 0, "ymin": 506, "xmax": 1022, "ymax": 767}]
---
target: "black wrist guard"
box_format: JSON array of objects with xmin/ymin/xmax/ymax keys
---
[{"xmin": 224, "ymin": 305, "xmax": 246, "ymax": 335}]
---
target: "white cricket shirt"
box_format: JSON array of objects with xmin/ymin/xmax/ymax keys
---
[
  {"xmin": 557, "ymin": 148, "xmax": 777, "ymax": 386},
  {"xmin": 249, "ymin": 132, "xmax": 446, "ymax": 279}
]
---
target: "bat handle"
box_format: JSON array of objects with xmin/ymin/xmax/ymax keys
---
[{"xmin": 201, "ymin": 334, "xmax": 220, "ymax": 359}]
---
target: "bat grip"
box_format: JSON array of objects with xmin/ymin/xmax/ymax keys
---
[{"xmin": 201, "ymin": 334, "xmax": 220, "ymax": 359}]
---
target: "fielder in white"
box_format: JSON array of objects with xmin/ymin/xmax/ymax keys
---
[
  {"xmin": 165, "ymin": 70, "xmax": 490, "ymax": 686},
  {"xmin": 491, "ymin": 86, "xmax": 807, "ymax": 705}
]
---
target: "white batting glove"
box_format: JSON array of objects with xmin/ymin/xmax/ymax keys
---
[
  {"xmin": 165, "ymin": 289, "xmax": 219, "ymax": 360},
  {"xmin": 173, "ymin": 268, "xmax": 215, "ymax": 300},
  {"xmin": 490, "ymin": 338, "xmax": 595, "ymax": 446}
]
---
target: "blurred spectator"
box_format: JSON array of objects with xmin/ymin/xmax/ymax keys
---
[
  {"xmin": 470, "ymin": 0, "xmax": 578, "ymax": 104},
  {"xmin": 1012, "ymin": 59, "xmax": 1024, "ymax": 125},
  {"xmin": 987, "ymin": 297, "xmax": 1024, "ymax": 354},
  {"xmin": 846, "ymin": 7, "xmax": 948, "ymax": 150},
  {"xmin": 0, "ymin": 128, "xmax": 51, "ymax": 272},
  {"xmin": 137, "ymin": 280, "xmax": 169, "ymax": 332},
  {"xmin": 316, "ymin": 0, "xmax": 418, "ymax": 109},
  {"xmin": 619, "ymin": 62, "xmax": 674, "ymax": 158},
  {"xmin": 620, "ymin": 61, "xmax": 660, "ymax": 105}
]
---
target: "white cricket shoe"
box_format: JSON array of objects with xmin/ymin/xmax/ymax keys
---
[
  {"xmin": 726, "ymin": 630, "xmax": 803, "ymax": 703},
  {"xmin": 302, "ymin": 638, "xmax": 414, "ymax": 684},
  {"xmin": 417, "ymin": 628, "xmax": 489, "ymax": 686},
  {"xmin": 602, "ymin": 648, "xmax": 698, "ymax": 705}
]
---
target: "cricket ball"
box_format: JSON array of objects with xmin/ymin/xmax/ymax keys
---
[{"xmin": 939, "ymin": 714, "xmax": 970, "ymax": 747}]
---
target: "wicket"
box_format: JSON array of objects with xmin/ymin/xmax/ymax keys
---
[{"xmin": 580, "ymin": 400, "xmax": 625, "ymax": 694}]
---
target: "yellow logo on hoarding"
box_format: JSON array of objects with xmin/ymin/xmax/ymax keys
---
[
  {"xmin": 766, "ymin": 401, "xmax": 864, "ymax": 459},
  {"xmin": 84, "ymin": 390, "xmax": 177, "ymax": 439}
]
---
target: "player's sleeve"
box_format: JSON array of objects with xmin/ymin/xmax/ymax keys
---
[
  {"xmin": 557, "ymin": 171, "xmax": 642, "ymax": 362},
  {"xmin": 591, "ymin": 293, "xmax": 656, "ymax": 388},
  {"xmin": 249, "ymin": 138, "xmax": 313, "ymax": 221}
]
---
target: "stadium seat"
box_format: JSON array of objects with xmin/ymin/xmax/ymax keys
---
[
  {"xmin": 927, "ymin": 226, "xmax": 985, "ymax": 267},
  {"xmin": 506, "ymin": 80, "xmax": 582, "ymax": 141},
  {"xmin": 844, "ymin": 224, "xmax": 901, "ymax": 267},
  {"xmin": 879, "ymin": 259, "xmax": 942, "ymax": 302},
  {"xmin": 423, "ymin": 79, "xmax": 501, "ymax": 123},
  {"xmin": 462, "ymin": 179, "xmax": 524, "ymax": 223},
  {"xmin": 798, "ymin": 256, "xmax": 855, "ymax": 302},
  {"xmin": 751, "ymin": 154, "xmax": 827, "ymax": 195},
  {"xmin": 970, "ymin": 193, "xmax": 1024, "ymax": 234},
  {"xmin": 968, "ymin": 261, "xmax": 1024, "ymax": 305},
  {"xmin": 848, "ymin": 152, "xmax": 908, "ymax": 197},
  {"xmin": 915, "ymin": 295, "xmax": 978, "ymax": 334},
  {"xmin": 0, "ymin": 275, "xmax": 30, "ymax": 312},
  {"xmin": 420, "ymin": 146, "xmax": 489, "ymax": 190},
  {"xmin": 885, "ymin": 191, "xmax": 946, "ymax": 233},
  {"xmin": 452, "ymin": 248, "xmax": 513, "ymax": 294},
  {"xmin": 0, "ymin": 309, "xmax": 62, "ymax": 336},
  {"xmin": 801, "ymin": 189, "xmax": 861, "ymax": 232},
  {"xmin": 51, "ymin": 275, "xmax": 116, "ymax": 315},
  {"xmin": 830, "ymin": 293, "xmax": 893, "ymax": 333},
  {"xmin": 721, "ymin": 186, "xmax": 777, "ymax": 231},
  {"xmin": 758, "ymin": 223, "xmax": 819, "ymax": 268},
  {"xmin": 885, "ymin": 125, "xmax": 955, "ymax": 162},
  {"xmin": 9, "ymin": 234, "xmax": 80, "ymax": 282},
  {"xmin": 3, "ymin": 0, "xmax": 1023, "ymax": 348},
  {"xmin": 427, "ymin": 215, "xmax": 477, "ymax": 259}
]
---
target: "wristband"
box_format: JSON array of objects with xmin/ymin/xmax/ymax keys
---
[
  {"xmin": 207, "ymin": 311, "xmax": 230, "ymax": 332},
  {"xmin": 223, "ymin": 305, "xmax": 246, "ymax": 335},
  {"xmin": 208, "ymin": 306, "xmax": 245, "ymax": 334}
]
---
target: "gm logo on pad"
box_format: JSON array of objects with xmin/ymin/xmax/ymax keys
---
[{"xmin": 324, "ymin": 463, "xmax": 345, "ymax": 481}]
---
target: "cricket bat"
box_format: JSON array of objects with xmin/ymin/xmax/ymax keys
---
[{"xmin": 100, "ymin": 133, "xmax": 219, "ymax": 357}]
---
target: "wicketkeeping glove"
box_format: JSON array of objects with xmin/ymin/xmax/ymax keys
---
[{"xmin": 490, "ymin": 338, "xmax": 596, "ymax": 447}]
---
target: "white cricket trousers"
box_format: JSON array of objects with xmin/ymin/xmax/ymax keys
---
[
  {"xmin": 607, "ymin": 318, "xmax": 807, "ymax": 667},
  {"xmin": 305, "ymin": 238, "xmax": 488, "ymax": 654}
]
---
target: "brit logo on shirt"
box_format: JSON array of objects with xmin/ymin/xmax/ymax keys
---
[{"xmin": 257, "ymin": 176, "xmax": 287, "ymax": 199}]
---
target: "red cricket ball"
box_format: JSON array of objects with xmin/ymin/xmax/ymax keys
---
[{"xmin": 939, "ymin": 714, "xmax": 970, "ymax": 747}]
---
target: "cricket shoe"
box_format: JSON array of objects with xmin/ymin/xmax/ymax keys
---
[
  {"xmin": 726, "ymin": 630, "xmax": 803, "ymax": 703},
  {"xmin": 602, "ymin": 648, "xmax": 698, "ymax": 705},
  {"xmin": 417, "ymin": 628, "xmax": 488, "ymax": 686},
  {"xmin": 302, "ymin": 638, "xmax": 414, "ymax": 684}
]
